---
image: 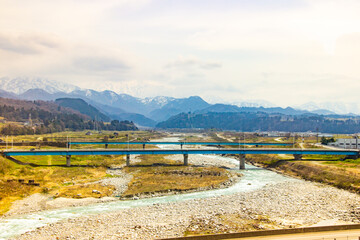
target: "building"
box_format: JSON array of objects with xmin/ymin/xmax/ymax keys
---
[{"xmin": 328, "ymin": 138, "xmax": 359, "ymax": 149}]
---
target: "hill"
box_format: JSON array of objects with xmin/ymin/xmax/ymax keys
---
[
  {"xmin": 196, "ymin": 104, "xmax": 311, "ymax": 115},
  {"xmin": 156, "ymin": 112, "xmax": 360, "ymax": 134},
  {"xmin": 0, "ymin": 97, "xmax": 78, "ymax": 115},
  {"xmin": 149, "ymin": 96, "xmax": 210, "ymax": 122},
  {"xmin": 0, "ymin": 97, "xmax": 137, "ymax": 135},
  {"xmin": 55, "ymin": 98, "xmax": 110, "ymax": 122}
]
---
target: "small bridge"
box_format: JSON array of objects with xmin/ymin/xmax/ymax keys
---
[{"xmin": 2, "ymin": 148, "xmax": 358, "ymax": 169}]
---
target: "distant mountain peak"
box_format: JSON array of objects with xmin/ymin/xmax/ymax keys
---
[
  {"xmin": 297, "ymin": 102, "xmax": 360, "ymax": 115},
  {"xmin": 141, "ymin": 96, "xmax": 175, "ymax": 107},
  {"xmin": 0, "ymin": 76, "xmax": 80, "ymax": 94}
]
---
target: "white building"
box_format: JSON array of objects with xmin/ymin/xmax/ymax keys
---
[{"xmin": 328, "ymin": 138, "xmax": 360, "ymax": 149}]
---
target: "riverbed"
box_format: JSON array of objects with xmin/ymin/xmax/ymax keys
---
[{"xmin": 1, "ymin": 140, "xmax": 360, "ymax": 239}]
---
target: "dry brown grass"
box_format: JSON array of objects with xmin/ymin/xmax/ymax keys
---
[
  {"xmin": 55, "ymin": 183, "xmax": 115, "ymax": 198},
  {"xmin": 0, "ymin": 155, "xmax": 110, "ymax": 215},
  {"xmin": 0, "ymin": 180, "xmax": 40, "ymax": 215},
  {"xmin": 278, "ymin": 161, "xmax": 360, "ymax": 191},
  {"xmin": 123, "ymin": 155, "xmax": 230, "ymax": 197},
  {"xmin": 124, "ymin": 166, "xmax": 229, "ymax": 197},
  {"xmin": 132, "ymin": 154, "xmax": 179, "ymax": 166},
  {"xmin": 247, "ymin": 154, "xmax": 360, "ymax": 192}
]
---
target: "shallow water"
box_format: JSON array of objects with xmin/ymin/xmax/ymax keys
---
[{"xmin": 0, "ymin": 141, "xmax": 297, "ymax": 239}]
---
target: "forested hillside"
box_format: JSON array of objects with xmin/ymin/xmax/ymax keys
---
[
  {"xmin": 0, "ymin": 97, "xmax": 137, "ymax": 135},
  {"xmin": 55, "ymin": 98, "xmax": 110, "ymax": 122},
  {"xmin": 157, "ymin": 112, "xmax": 360, "ymax": 134}
]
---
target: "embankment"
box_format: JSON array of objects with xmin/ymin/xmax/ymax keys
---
[{"xmin": 245, "ymin": 154, "xmax": 360, "ymax": 193}]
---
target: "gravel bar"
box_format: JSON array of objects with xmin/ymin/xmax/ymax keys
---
[{"xmin": 14, "ymin": 180, "xmax": 360, "ymax": 240}]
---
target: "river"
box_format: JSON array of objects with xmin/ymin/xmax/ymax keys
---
[{"xmin": 0, "ymin": 139, "xmax": 298, "ymax": 239}]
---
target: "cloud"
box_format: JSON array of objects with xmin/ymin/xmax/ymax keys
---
[
  {"xmin": 73, "ymin": 56, "xmax": 130, "ymax": 72},
  {"xmin": 165, "ymin": 56, "xmax": 222, "ymax": 70},
  {"xmin": 200, "ymin": 62, "xmax": 222, "ymax": 69},
  {"xmin": 0, "ymin": 33, "xmax": 60, "ymax": 55},
  {"xmin": 2, "ymin": 0, "xmax": 360, "ymax": 109}
]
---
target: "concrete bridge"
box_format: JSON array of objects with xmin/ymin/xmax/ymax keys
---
[
  {"xmin": 68, "ymin": 141, "xmax": 293, "ymax": 149},
  {"xmin": 2, "ymin": 148, "xmax": 358, "ymax": 169}
]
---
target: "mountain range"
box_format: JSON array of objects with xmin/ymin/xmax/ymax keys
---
[
  {"xmin": 0, "ymin": 77, "xmax": 80, "ymax": 94},
  {"xmin": 156, "ymin": 112, "xmax": 360, "ymax": 134},
  {"xmin": 0, "ymin": 77, "xmax": 357, "ymax": 128}
]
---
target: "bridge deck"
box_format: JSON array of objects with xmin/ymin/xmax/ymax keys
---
[
  {"xmin": 69, "ymin": 141, "xmax": 292, "ymax": 146},
  {"xmin": 2, "ymin": 148, "xmax": 359, "ymax": 156}
]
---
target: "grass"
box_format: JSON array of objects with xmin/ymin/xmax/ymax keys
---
[
  {"xmin": 0, "ymin": 130, "xmax": 165, "ymax": 152},
  {"xmin": 55, "ymin": 183, "xmax": 115, "ymax": 198},
  {"xmin": 4, "ymin": 130, "xmax": 165, "ymax": 146},
  {"xmin": 122, "ymin": 155, "xmax": 231, "ymax": 197},
  {"xmin": 0, "ymin": 181, "xmax": 37, "ymax": 215},
  {"xmin": 132, "ymin": 154, "xmax": 179, "ymax": 166},
  {"xmin": 277, "ymin": 161, "xmax": 360, "ymax": 190},
  {"xmin": 247, "ymin": 154, "xmax": 283, "ymax": 166},
  {"xmin": 0, "ymin": 130, "xmax": 235, "ymax": 214},
  {"xmin": 0, "ymin": 155, "xmax": 113, "ymax": 215},
  {"xmin": 247, "ymin": 154, "xmax": 360, "ymax": 192},
  {"xmin": 13, "ymin": 154, "xmax": 126, "ymax": 167}
]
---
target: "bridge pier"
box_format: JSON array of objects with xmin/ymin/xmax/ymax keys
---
[
  {"xmin": 239, "ymin": 154, "xmax": 246, "ymax": 169},
  {"xmin": 126, "ymin": 154, "xmax": 130, "ymax": 166},
  {"xmin": 184, "ymin": 154, "xmax": 188, "ymax": 166},
  {"xmin": 293, "ymin": 154, "xmax": 303, "ymax": 160},
  {"xmin": 105, "ymin": 143, "xmax": 108, "ymax": 149},
  {"xmin": 143, "ymin": 144, "xmax": 145, "ymax": 149},
  {"xmin": 66, "ymin": 155, "xmax": 71, "ymax": 167},
  {"xmin": 180, "ymin": 144, "xmax": 183, "ymax": 149}
]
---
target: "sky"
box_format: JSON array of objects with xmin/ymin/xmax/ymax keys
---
[{"xmin": 0, "ymin": 0, "xmax": 360, "ymax": 107}]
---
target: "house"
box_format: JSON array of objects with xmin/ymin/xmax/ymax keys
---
[{"xmin": 85, "ymin": 131, "xmax": 92, "ymax": 136}]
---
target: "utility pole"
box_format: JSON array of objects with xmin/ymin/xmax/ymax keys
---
[
  {"xmin": 126, "ymin": 134, "xmax": 129, "ymax": 150},
  {"xmin": 293, "ymin": 133, "xmax": 295, "ymax": 148},
  {"xmin": 243, "ymin": 131, "xmax": 245, "ymax": 149},
  {"xmin": 356, "ymin": 135, "xmax": 358, "ymax": 149}
]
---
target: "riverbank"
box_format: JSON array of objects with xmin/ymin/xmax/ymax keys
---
[
  {"xmin": 14, "ymin": 179, "xmax": 360, "ymax": 240},
  {"xmin": 246, "ymin": 154, "xmax": 360, "ymax": 193},
  {"xmin": 6, "ymin": 153, "xmax": 360, "ymax": 239},
  {"xmin": 3, "ymin": 154, "xmax": 238, "ymax": 217}
]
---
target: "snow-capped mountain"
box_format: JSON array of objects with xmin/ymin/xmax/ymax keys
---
[
  {"xmin": 0, "ymin": 77, "xmax": 80, "ymax": 94},
  {"xmin": 233, "ymin": 100, "xmax": 276, "ymax": 108},
  {"xmin": 297, "ymin": 102, "xmax": 360, "ymax": 115},
  {"xmin": 141, "ymin": 96, "xmax": 175, "ymax": 108},
  {"xmin": 3, "ymin": 76, "xmax": 360, "ymax": 125}
]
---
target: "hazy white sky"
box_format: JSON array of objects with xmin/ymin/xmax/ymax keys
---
[{"xmin": 1, "ymin": 0, "xmax": 360, "ymax": 106}]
